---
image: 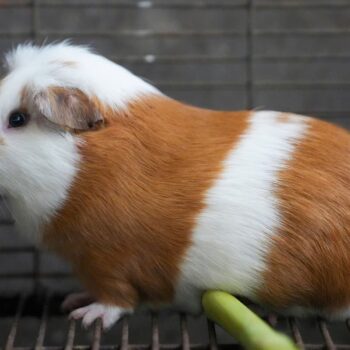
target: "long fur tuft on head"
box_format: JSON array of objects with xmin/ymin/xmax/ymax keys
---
[{"xmin": 3, "ymin": 41, "xmax": 160, "ymax": 111}]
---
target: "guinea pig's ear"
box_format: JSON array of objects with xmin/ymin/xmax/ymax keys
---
[{"xmin": 33, "ymin": 86, "xmax": 104, "ymax": 131}]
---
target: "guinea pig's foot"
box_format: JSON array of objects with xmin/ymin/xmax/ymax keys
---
[
  {"xmin": 61, "ymin": 292, "xmax": 95, "ymax": 312},
  {"xmin": 69, "ymin": 302, "xmax": 130, "ymax": 330}
]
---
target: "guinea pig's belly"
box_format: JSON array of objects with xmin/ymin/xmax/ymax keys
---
[{"xmin": 175, "ymin": 112, "xmax": 350, "ymax": 319}]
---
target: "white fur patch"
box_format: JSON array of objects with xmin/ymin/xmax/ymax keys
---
[
  {"xmin": 0, "ymin": 126, "xmax": 79, "ymax": 244},
  {"xmin": 4, "ymin": 42, "xmax": 160, "ymax": 111},
  {"xmin": 175, "ymin": 111, "xmax": 308, "ymax": 312}
]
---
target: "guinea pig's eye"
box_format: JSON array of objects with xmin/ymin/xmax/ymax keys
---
[{"xmin": 8, "ymin": 111, "xmax": 29, "ymax": 128}]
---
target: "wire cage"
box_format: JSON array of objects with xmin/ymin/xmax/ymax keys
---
[{"xmin": 1, "ymin": 0, "xmax": 350, "ymax": 349}]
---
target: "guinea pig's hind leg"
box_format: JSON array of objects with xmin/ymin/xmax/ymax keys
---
[
  {"xmin": 61, "ymin": 292, "xmax": 95, "ymax": 312},
  {"xmin": 69, "ymin": 302, "xmax": 132, "ymax": 330}
]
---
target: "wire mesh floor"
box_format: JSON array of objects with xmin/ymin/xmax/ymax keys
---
[{"xmin": 1, "ymin": 293, "xmax": 350, "ymax": 350}]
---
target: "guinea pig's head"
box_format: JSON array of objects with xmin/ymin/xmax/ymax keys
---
[{"xmin": 0, "ymin": 42, "xmax": 158, "ymax": 238}]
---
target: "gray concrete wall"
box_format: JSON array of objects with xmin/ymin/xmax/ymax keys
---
[{"xmin": 0, "ymin": 0, "xmax": 349, "ymax": 293}]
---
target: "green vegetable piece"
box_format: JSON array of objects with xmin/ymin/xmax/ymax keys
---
[{"xmin": 202, "ymin": 290, "xmax": 299, "ymax": 350}]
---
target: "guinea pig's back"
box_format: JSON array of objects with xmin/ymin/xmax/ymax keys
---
[{"xmin": 176, "ymin": 111, "xmax": 350, "ymax": 319}]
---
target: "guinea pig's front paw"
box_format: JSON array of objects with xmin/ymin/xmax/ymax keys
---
[{"xmin": 69, "ymin": 302, "xmax": 131, "ymax": 330}]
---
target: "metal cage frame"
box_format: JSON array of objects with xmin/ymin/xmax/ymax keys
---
[{"xmin": 1, "ymin": 1, "xmax": 350, "ymax": 349}]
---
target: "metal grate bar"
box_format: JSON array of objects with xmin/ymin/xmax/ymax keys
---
[
  {"xmin": 10, "ymin": 1, "xmax": 248, "ymax": 9},
  {"xmin": 0, "ymin": 272, "xmax": 72, "ymax": 279},
  {"xmin": 288, "ymin": 317, "xmax": 305, "ymax": 350},
  {"xmin": 5, "ymin": 28, "xmax": 350, "ymax": 38},
  {"xmin": 254, "ymin": 54, "xmax": 350, "ymax": 61},
  {"xmin": 254, "ymin": 29, "xmax": 350, "ymax": 36},
  {"xmin": 253, "ymin": 81, "xmax": 350, "ymax": 88},
  {"xmin": 295, "ymin": 110, "xmax": 350, "ymax": 115},
  {"xmin": 113, "ymin": 55, "xmax": 247, "ymax": 63},
  {"xmin": 64, "ymin": 320, "xmax": 76, "ymax": 350},
  {"xmin": 0, "ymin": 247, "xmax": 35, "ymax": 253},
  {"xmin": 245, "ymin": 0, "xmax": 253, "ymax": 109},
  {"xmin": 120, "ymin": 316, "xmax": 129, "ymax": 350},
  {"xmin": 2, "ymin": 0, "xmax": 350, "ymax": 9},
  {"xmin": 39, "ymin": 30, "xmax": 245, "ymax": 37},
  {"xmin": 206, "ymin": 320, "xmax": 218, "ymax": 350},
  {"xmin": 32, "ymin": 0, "xmax": 39, "ymax": 43},
  {"xmin": 254, "ymin": 1, "xmax": 350, "ymax": 8},
  {"xmin": 79, "ymin": 54, "xmax": 350, "ymax": 63},
  {"xmin": 148, "ymin": 81, "xmax": 350, "ymax": 89},
  {"xmin": 0, "ymin": 30, "xmax": 243, "ymax": 38},
  {"xmin": 5, "ymin": 295, "xmax": 26, "ymax": 350},
  {"xmin": 35, "ymin": 293, "xmax": 50, "ymax": 350},
  {"xmin": 3, "ymin": 52, "xmax": 350, "ymax": 64},
  {"xmin": 5, "ymin": 52, "xmax": 350, "ymax": 64},
  {"xmin": 3, "ymin": 294, "xmax": 350, "ymax": 350},
  {"xmin": 318, "ymin": 319, "xmax": 336, "ymax": 350},
  {"xmin": 37, "ymin": 29, "xmax": 350, "ymax": 37},
  {"xmin": 1, "ymin": 30, "xmax": 350, "ymax": 37},
  {"xmin": 180, "ymin": 314, "xmax": 190, "ymax": 350},
  {"xmin": 151, "ymin": 313, "xmax": 160, "ymax": 350},
  {"xmin": 91, "ymin": 319, "xmax": 102, "ymax": 350},
  {"xmin": 0, "ymin": 81, "xmax": 347, "ymax": 91}
]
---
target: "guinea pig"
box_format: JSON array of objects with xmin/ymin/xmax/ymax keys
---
[{"xmin": 1, "ymin": 42, "xmax": 350, "ymax": 330}]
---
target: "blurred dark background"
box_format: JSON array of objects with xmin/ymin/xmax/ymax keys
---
[{"xmin": 0, "ymin": 0, "xmax": 350, "ymax": 294}]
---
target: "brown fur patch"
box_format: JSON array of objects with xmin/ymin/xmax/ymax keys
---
[
  {"xmin": 44, "ymin": 96, "xmax": 250, "ymax": 308},
  {"xmin": 259, "ymin": 118, "xmax": 350, "ymax": 313}
]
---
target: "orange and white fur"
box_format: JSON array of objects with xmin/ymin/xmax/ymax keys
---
[{"xmin": 1, "ymin": 42, "xmax": 350, "ymax": 329}]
